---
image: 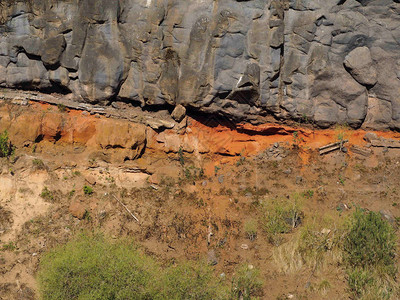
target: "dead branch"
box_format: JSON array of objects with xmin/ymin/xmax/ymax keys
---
[{"xmin": 112, "ymin": 194, "xmax": 139, "ymax": 223}]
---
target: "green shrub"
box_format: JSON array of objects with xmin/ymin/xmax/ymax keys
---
[
  {"xmin": 347, "ymin": 267, "xmax": 395, "ymax": 300},
  {"xmin": 343, "ymin": 209, "xmax": 396, "ymax": 275},
  {"xmin": 160, "ymin": 261, "xmax": 229, "ymax": 300},
  {"xmin": 230, "ymin": 265, "xmax": 263, "ymax": 300},
  {"xmin": 347, "ymin": 268, "xmax": 374, "ymax": 298},
  {"xmin": 83, "ymin": 185, "xmax": 93, "ymax": 195},
  {"xmin": 38, "ymin": 233, "xmax": 262, "ymax": 300},
  {"xmin": 38, "ymin": 233, "xmax": 159, "ymax": 300},
  {"xmin": 0, "ymin": 130, "xmax": 14, "ymax": 158},
  {"xmin": 178, "ymin": 147, "xmax": 185, "ymax": 166},
  {"xmin": 343, "ymin": 209, "xmax": 398, "ymax": 299}
]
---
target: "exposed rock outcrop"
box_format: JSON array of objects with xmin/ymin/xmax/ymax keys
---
[
  {"xmin": 0, "ymin": 101, "xmax": 147, "ymax": 163},
  {"xmin": 1, "ymin": 0, "xmax": 400, "ymax": 130}
]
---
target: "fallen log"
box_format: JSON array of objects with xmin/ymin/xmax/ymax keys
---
[
  {"xmin": 319, "ymin": 140, "xmax": 348, "ymax": 155},
  {"xmin": 350, "ymin": 145, "xmax": 372, "ymax": 157}
]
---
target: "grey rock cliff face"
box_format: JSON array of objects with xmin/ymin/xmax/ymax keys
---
[{"xmin": 1, "ymin": 0, "xmax": 400, "ymax": 130}]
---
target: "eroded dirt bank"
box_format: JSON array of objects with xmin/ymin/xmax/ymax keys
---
[
  {"xmin": 1, "ymin": 99, "xmax": 400, "ymax": 299},
  {"xmin": 1, "ymin": 99, "xmax": 400, "ymax": 160}
]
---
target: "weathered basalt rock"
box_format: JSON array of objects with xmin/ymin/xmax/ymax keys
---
[
  {"xmin": 1, "ymin": 0, "xmax": 400, "ymax": 130},
  {"xmin": 344, "ymin": 47, "xmax": 377, "ymax": 87}
]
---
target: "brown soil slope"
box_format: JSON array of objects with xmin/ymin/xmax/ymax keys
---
[{"xmin": 1, "ymin": 99, "xmax": 400, "ymax": 299}]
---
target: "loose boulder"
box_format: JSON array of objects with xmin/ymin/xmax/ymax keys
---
[{"xmin": 171, "ymin": 105, "xmax": 187, "ymax": 123}]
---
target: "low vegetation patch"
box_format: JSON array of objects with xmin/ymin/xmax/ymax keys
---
[
  {"xmin": 272, "ymin": 207, "xmax": 399, "ymax": 299},
  {"xmin": 38, "ymin": 233, "xmax": 158, "ymax": 300},
  {"xmin": 32, "ymin": 158, "xmax": 46, "ymax": 170},
  {"xmin": 343, "ymin": 208, "xmax": 398, "ymax": 299},
  {"xmin": 1, "ymin": 241, "xmax": 16, "ymax": 251},
  {"xmin": 38, "ymin": 233, "xmax": 264, "ymax": 300},
  {"xmin": 160, "ymin": 260, "xmax": 229, "ymax": 299},
  {"xmin": 259, "ymin": 197, "xmax": 303, "ymax": 246},
  {"xmin": 296, "ymin": 224, "xmax": 342, "ymax": 270},
  {"xmin": 272, "ymin": 220, "xmax": 343, "ymax": 275},
  {"xmin": 0, "ymin": 130, "xmax": 14, "ymax": 158},
  {"xmin": 230, "ymin": 264, "xmax": 264, "ymax": 300},
  {"xmin": 83, "ymin": 185, "xmax": 93, "ymax": 195},
  {"xmin": 182, "ymin": 165, "xmax": 205, "ymax": 182},
  {"xmin": 40, "ymin": 187, "xmax": 54, "ymax": 202},
  {"xmin": 243, "ymin": 219, "xmax": 258, "ymax": 241}
]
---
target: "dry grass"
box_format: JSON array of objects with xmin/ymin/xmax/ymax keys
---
[
  {"xmin": 272, "ymin": 215, "xmax": 344, "ymax": 275},
  {"xmin": 272, "ymin": 236, "xmax": 304, "ymax": 274}
]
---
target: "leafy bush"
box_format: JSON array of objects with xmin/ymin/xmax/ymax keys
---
[
  {"xmin": 230, "ymin": 265, "xmax": 263, "ymax": 300},
  {"xmin": 38, "ymin": 234, "xmax": 159, "ymax": 300},
  {"xmin": 0, "ymin": 130, "xmax": 14, "ymax": 158}
]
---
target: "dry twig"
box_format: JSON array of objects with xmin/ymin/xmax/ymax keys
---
[{"xmin": 112, "ymin": 194, "xmax": 139, "ymax": 223}]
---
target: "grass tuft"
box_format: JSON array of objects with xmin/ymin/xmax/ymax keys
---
[{"xmin": 259, "ymin": 197, "xmax": 303, "ymax": 246}]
